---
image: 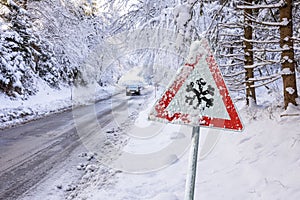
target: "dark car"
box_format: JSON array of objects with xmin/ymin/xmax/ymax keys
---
[{"xmin": 126, "ymin": 85, "xmax": 141, "ymax": 96}]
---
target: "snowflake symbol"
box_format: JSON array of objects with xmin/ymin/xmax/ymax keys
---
[{"xmin": 185, "ymin": 78, "xmax": 215, "ymax": 110}]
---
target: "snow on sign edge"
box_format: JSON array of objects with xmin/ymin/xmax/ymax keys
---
[{"xmin": 148, "ymin": 38, "xmax": 244, "ymax": 131}]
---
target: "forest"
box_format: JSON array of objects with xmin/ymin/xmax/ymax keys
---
[{"xmin": 0, "ymin": 0, "xmax": 299, "ymax": 109}]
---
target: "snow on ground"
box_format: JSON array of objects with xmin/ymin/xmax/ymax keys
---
[
  {"xmin": 3, "ymin": 66, "xmax": 299, "ymax": 200},
  {"xmin": 17, "ymin": 144, "xmax": 95, "ymax": 200},
  {"xmin": 17, "ymin": 83, "xmax": 300, "ymax": 200},
  {"xmin": 66, "ymin": 90, "xmax": 300, "ymax": 200},
  {"xmin": 0, "ymin": 81, "xmax": 116, "ymax": 129}
]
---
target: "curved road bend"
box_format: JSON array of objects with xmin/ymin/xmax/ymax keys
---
[{"xmin": 0, "ymin": 92, "xmax": 128, "ymax": 200}]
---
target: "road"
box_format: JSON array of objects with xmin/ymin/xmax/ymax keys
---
[{"xmin": 0, "ymin": 90, "xmax": 139, "ymax": 200}]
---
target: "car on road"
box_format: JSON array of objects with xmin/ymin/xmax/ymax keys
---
[{"xmin": 126, "ymin": 85, "xmax": 141, "ymax": 96}]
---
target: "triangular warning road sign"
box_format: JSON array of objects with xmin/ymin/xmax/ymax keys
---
[{"xmin": 149, "ymin": 38, "xmax": 243, "ymax": 131}]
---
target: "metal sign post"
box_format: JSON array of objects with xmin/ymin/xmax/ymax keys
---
[
  {"xmin": 148, "ymin": 39, "xmax": 244, "ymax": 200},
  {"xmin": 184, "ymin": 126, "xmax": 200, "ymax": 200}
]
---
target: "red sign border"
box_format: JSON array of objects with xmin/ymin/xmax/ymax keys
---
[{"xmin": 149, "ymin": 39, "xmax": 243, "ymax": 131}]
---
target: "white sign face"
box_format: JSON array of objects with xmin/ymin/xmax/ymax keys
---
[{"xmin": 149, "ymin": 39, "xmax": 243, "ymax": 131}]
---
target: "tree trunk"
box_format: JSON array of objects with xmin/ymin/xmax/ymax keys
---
[
  {"xmin": 280, "ymin": 0, "xmax": 298, "ymax": 109},
  {"xmin": 244, "ymin": 0, "xmax": 256, "ymax": 105}
]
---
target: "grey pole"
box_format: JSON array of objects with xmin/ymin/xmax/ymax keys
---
[{"xmin": 184, "ymin": 126, "xmax": 200, "ymax": 200}]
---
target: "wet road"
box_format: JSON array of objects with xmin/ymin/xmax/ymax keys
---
[{"xmin": 0, "ymin": 92, "xmax": 127, "ymax": 200}]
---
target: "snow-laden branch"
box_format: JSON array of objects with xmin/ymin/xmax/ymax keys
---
[
  {"xmin": 242, "ymin": 37, "xmax": 280, "ymax": 44},
  {"xmin": 250, "ymin": 46, "xmax": 292, "ymax": 52},
  {"xmin": 219, "ymin": 23, "xmax": 243, "ymax": 29},
  {"xmin": 226, "ymin": 81, "xmax": 245, "ymax": 91},
  {"xmin": 254, "ymin": 55, "xmax": 281, "ymax": 64},
  {"xmin": 30, "ymin": 8, "xmax": 60, "ymax": 30},
  {"xmin": 234, "ymin": 57, "xmax": 246, "ymax": 62},
  {"xmin": 247, "ymin": 73, "xmax": 281, "ymax": 82},
  {"xmin": 237, "ymin": 0, "xmax": 285, "ymax": 9},
  {"xmin": 244, "ymin": 62, "xmax": 270, "ymax": 69},
  {"xmin": 244, "ymin": 23, "xmax": 279, "ymax": 30},
  {"xmin": 223, "ymin": 69, "xmax": 246, "ymax": 77},
  {"xmin": 219, "ymin": 56, "xmax": 245, "ymax": 62},
  {"xmin": 219, "ymin": 61, "xmax": 244, "ymax": 67},
  {"xmin": 6, "ymin": 0, "xmax": 18, "ymax": 8},
  {"xmin": 218, "ymin": 33, "xmax": 243, "ymax": 37},
  {"xmin": 245, "ymin": 12, "xmax": 290, "ymax": 26},
  {"xmin": 2, "ymin": 0, "xmax": 27, "ymax": 13},
  {"xmin": 247, "ymin": 76, "xmax": 281, "ymax": 88},
  {"xmin": 291, "ymin": 37, "xmax": 300, "ymax": 42},
  {"xmin": 206, "ymin": 0, "xmax": 229, "ymax": 34},
  {"xmin": 219, "ymin": 40, "xmax": 243, "ymax": 45},
  {"xmin": 220, "ymin": 53, "xmax": 244, "ymax": 57},
  {"xmin": 174, "ymin": 1, "xmax": 195, "ymax": 48}
]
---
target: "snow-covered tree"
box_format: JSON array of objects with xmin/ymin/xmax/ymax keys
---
[
  {"xmin": 279, "ymin": 0, "xmax": 298, "ymax": 108},
  {"xmin": 243, "ymin": 0, "xmax": 257, "ymax": 105},
  {"xmin": 1, "ymin": 0, "xmax": 298, "ymax": 109},
  {"xmin": 0, "ymin": 1, "xmax": 60, "ymax": 97},
  {"xmin": 216, "ymin": 0, "xmax": 298, "ymax": 108}
]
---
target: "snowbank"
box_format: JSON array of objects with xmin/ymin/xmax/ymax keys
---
[{"xmin": 0, "ymin": 83, "xmax": 116, "ymax": 130}]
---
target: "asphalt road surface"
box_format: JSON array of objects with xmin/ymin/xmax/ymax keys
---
[{"xmin": 0, "ymin": 91, "xmax": 132, "ymax": 200}]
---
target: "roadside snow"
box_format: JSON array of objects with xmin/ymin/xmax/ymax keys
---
[
  {"xmin": 280, "ymin": 103, "xmax": 300, "ymax": 117},
  {"xmin": 14, "ymin": 85, "xmax": 300, "ymax": 200},
  {"xmin": 0, "ymin": 82, "xmax": 116, "ymax": 129},
  {"xmin": 25, "ymin": 86, "xmax": 299, "ymax": 200},
  {"xmin": 67, "ymin": 103, "xmax": 300, "ymax": 200}
]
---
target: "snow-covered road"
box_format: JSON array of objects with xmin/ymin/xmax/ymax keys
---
[
  {"xmin": 1, "ymin": 85, "xmax": 300, "ymax": 200},
  {"xmin": 0, "ymin": 90, "xmax": 129, "ymax": 200}
]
